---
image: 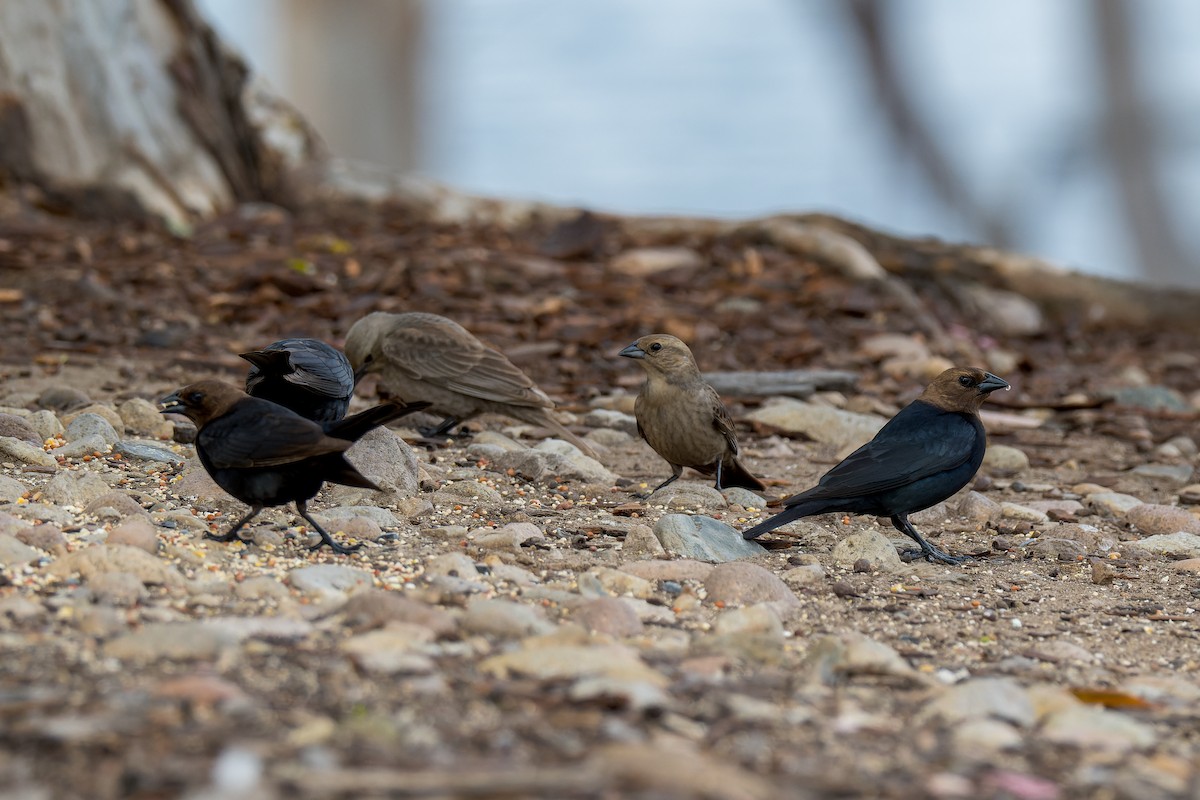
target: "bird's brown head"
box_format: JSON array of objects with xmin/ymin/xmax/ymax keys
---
[
  {"xmin": 344, "ymin": 312, "xmax": 393, "ymax": 381},
  {"xmin": 918, "ymin": 367, "xmax": 1010, "ymax": 414},
  {"xmin": 159, "ymin": 380, "xmax": 246, "ymax": 426},
  {"xmin": 619, "ymin": 334, "xmax": 701, "ymax": 380}
]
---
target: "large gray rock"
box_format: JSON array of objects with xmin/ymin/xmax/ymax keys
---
[
  {"xmin": 335, "ymin": 427, "xmax": 420, "ymax": 502},
  {"xmin": 44, "ymin": 470, "xmax": 110, "ymax": 508},
  {"xmin": 647, "ymin": 483, "xmax": 727, "ymax": 510},
  {"xmin": 287, "ymin": 564, "xmax": 374, "ymax": 597},
  {"xmin": 47, "ymin": 544, "xmax": 184, "ymax": 587},
  {"xmin": 1125, "ymin": 504, "xmax": 1200, "ymax": 535},
  {"xmin": 64, "ymin": 413, "xmax": 119, "ymax": 446},
  {"xmin": 0, "ymin": 533, "xmax": 41, "ymax": 566},
  {"xmin": 1126, "ymin": 532, "xmax": 1200, "ymax": 559},
  {"xmin": 653, "ymin": 514, "xmax": 765, "ymax": 562},
  {"xmin": 117, "ymin": 398, "xmax": 174, "ymax": 439},
  {"xmin": 745, "ymin": 399, "xmax": 886, "ymax": 451},
  {"xmin": 0, "ymin": 436, "xmax": 56, "ymax": 468},
  {"xmin": 114, "ymin": 440, "xmax": 184, "ymax": 464},
  {"xmin": 104, "ymin": 622, "xmax": 240, "ymax": 663},
  {"xmin": 0, "ymin": 414, "xmax": 41, "ymax": 445},
  {"xmin": 830, "ymin": 528, "xmax": 904, "ymax": 570},
  {"xmin": 703, "ymin": 562, "xmax": 800, "ymax": 608}
]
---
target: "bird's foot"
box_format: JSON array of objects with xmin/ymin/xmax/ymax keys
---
[
  {"xmin": 899, "ymin": 545, "xmax": 967, "ymax": 566},
  {"xmin": 204, "ymin": 530, "xmax": 244, "ymax": 544},
  {"xmin": 307, "ymin": 535, "xmax": 364, "ymax": 555}
]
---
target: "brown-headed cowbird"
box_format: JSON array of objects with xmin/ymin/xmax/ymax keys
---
[
  {"xmin": 160, "ymin": 380, "xmax": 428, "ymax": 554},
  {"xmin": 620, "ymin": 334, "xmax": 765, "ymax": 494},
  {"xmin": 345, "ymin": 311, "xmax": 597, "ymax": 457},
  {"xmin": 742, "ymin": 367, "xmax": 1010, "ymax": 565},
  {"xmin": 241, "ymin": 338, "xmax": 354, "ymax": 424}
]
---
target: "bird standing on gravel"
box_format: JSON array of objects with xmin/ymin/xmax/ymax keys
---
[
  {"xmin": 620, "ymin": 334, "xmax": 765, "ymax": 495},
  {"xmin": 240, "ymin": 338, "xmax": 355, "ymax": 424},
  {"xmin": 161, "ymin": 380, "xmax": 427, "ymax": 554},
  {"xmin": 741, "ymin": 367, "xmax": 1010, "ymax": 564},
  {"xmin": 344, "ymin": 311, "xmax": 596, "ymax": 457}
]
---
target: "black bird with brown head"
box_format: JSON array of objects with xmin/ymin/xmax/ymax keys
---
[
  {"xmin": 161, "ymin": 379, "xmax": 427, "ymax": 554},
  {"xmin": 741, "ymin": 367, "xmax": 1009, "ymax": 564}
]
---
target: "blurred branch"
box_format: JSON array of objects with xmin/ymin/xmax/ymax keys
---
[
  {"xmin": 843, "ymin": 0, "xmax": 1014, "ymax": 248},
  {"xmin": 1091, "ymin": 0, "xmax": 1194, "ymax": 285}
]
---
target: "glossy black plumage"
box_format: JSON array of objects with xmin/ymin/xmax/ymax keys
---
[
  {"xmin": 742, "ymin": 367, "xmax": 1009, "ymax": 564},
  {"xmin": 241, "ymin": 338, "xmax": 355, "ymax": 424},
  {"xmin": 161, "ymin": 380, "xmax": 428, "ymax": 554}
]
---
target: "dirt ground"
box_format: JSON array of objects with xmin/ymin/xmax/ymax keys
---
[{"xmin": 0, "ymin": 203, "xmax": 1198, "ymax": 799}]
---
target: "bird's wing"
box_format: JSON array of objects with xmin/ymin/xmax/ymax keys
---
[
  {"xmin": 199, "ymin": 404, "xmax": 347, "ymax": 469},
  {"xmin": 282, "ymin": 341, "xmax": 354, "ymax": 398},
  {"xmin": 708, "ymin": 386, "xmax": 739, "ymax": 456},
  {"xmin": 380, "ymin": 323, "xmax": 551, "ymax": 407},
  {"xmin": 793, "ymin": 404, "xmax": 979, "ymax": 503}
]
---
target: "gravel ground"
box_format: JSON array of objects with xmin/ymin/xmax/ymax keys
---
[{"xmin": 0, "ymin": 206, "xmax": 1198, "ymax": 799}]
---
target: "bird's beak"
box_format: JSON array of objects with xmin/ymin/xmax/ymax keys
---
[
  {"xmin": 979, "ymin": 373, "xmax": 1010, "ymax": 394},
  {"xmin": 619, "ymin": 343, "xmax": 646, "ymax": 360},
  {"xmin": 159, "ymin": 391, "xmax": 185, "ymax": 415}
]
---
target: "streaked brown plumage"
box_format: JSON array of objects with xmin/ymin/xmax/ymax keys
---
[
  {"xmin": 620, "ymin": 334, "xmax": 765, "ymax": 494},
  {"xmin": 344, "ymin": 311, "xmax": 596, "ymax": 457}
]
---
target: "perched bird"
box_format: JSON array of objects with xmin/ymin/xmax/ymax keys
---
[
  {"xmin": 240, "ymin": 338, "xmax": 354, "ymax": 424},
  {"xmin": 161, "ymin": 380, "xmax": 428, "ymax": 554},
  {"xmin": 620, "ymin": 334, "xmax": 764, "ymax": 495},
  {"xmin": 345, "ymin": 311, "xmax": 596, "ymax": 457},
  {"xmin": 741, "ymin": 367, "xmax": 1010, "ymax": 565}
]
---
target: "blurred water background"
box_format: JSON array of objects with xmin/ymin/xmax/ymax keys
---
[{"xmin": 199, "ymin": 0, "xmax": 1200, "ymax": 285}]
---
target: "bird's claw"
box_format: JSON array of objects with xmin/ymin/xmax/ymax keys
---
[
  {"xmin": 204, "ymin": 531, "xmax": 243, "ymax": 544},
  {"xmin": 307, "ymin": 538, "xmax": 363, "ymax": 555},
  {"xmin": 899, "ymin": 546, "xmax": 967, "ymax": 566}
]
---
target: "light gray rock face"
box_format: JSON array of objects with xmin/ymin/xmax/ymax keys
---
[
  {"xmin": 0, "ymin": 436, "xmax": 56, "ymax": 468},
  {"xmin": 703, "ymin": 562, "xmax": 800, "ymax": 608},
  {"xmin": 334, "ymin": 427, "xmax": 421, "ymax": 502},
  {"xmin": 114, "ymin": 440, "xmax": 184, "ymax": 464},
  {"xmin": 287, "ymin": 564, "xmax": 374, "ymax": 597},
  {"xmin": 653, "ymin": 514, "xmax": 765, "ymax": 562},
  {"xmin": 829, "ymin": 528, "xmax": 904, "ymax": 571},
  {"xmin": 44, "ymin": 470, "xmax": 110, "ymax": 508},
  {"xmin": 647, "ymin": 483, "xmax": 727, "ymax": 510},
  {"xmin": 745, "ymin": 399, "xmax": 886, "ymax": 451},
  {"xmin": 65, "ymin": 413, "xmax": 119, "ymax": 446},
  {"xmin": 1126, "ymin": 532, "xmax": 1200, "ymax": 559}
]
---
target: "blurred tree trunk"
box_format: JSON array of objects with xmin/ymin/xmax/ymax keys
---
[
  {"xmin": 0, "ymin": 0, "xmax": 321, "ymax": 227},
  {"xmin": 281, "ymin": 0, "xmax": 423, "ymax": 171},
  {"xmin": 844, "ymin": 0, "xmax": 1014, "ymax": 249},
  {"xmin": 1092, "ymin": 0, "xmax": 1194, "ymax": 285}
]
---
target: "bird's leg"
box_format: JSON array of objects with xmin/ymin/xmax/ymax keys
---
[
  {"xmin": 206, "ymin": 506, "xmax": 261, "ymax": 543},
  {"xmin": 640, "ymin": 466, "xmax": 683, "ymax": 499},
  {"xmin": 296, "ymin": 501, "xmax": 363, "ymax": 555},
  {"xmin": 419, "ymin": 416, "xmax": 464, "ymax": 440},
  {"xmin": 713, "ymin": 460, "xmax": 724, "ymax": 491},
  {"xmin": 891, "ymin": 514, "xmax": 966, "ymax": 565}
]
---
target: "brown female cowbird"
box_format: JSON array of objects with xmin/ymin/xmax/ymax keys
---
[
  {"xmin": 741, "ymin": 367, "xmax": 1010, "ymax": 565},
  {"xmin": 241, "ymin": 338, "xmax": 354, "ymax": 424},
  {"xmin": 344, "ymin": 311, "xmax": 597, "ymax": 457},
  {"xmin": 161, "ymin": 380, "xmax": 428, "ymax": 554},
  {"xmin": 620, "ymin": 334, "xmax": 765, "ymax": 495}
]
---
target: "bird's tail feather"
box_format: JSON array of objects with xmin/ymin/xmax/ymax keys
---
[
  {"xmin": 326, "ymin": 401, "xmax": 431, "ymax": 442},
  {"xmin": 513, "ymin": 408, "xmax": 598, "ymax": 460},
  {"xmin": 741, "ymin": 497, "xmax": 831, "ymax": 540},
  {"xmin": 323, "ymin": 454, "xmax": 382, "ymax": 491},
  {"xmin": 718, "ymin": 457, "xmax": 766, "ymax": 492}
]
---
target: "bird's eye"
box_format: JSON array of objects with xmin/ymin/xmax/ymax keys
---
[
  {"xmin": 649, "ymin": 343, "xmax": 663, "ymax": 353},
  {"xmin": 957, "ymin": 376, "xmax": 974, "ymax": 387},
  {"xmin": 187, "ymin": 391, "xmax": 204, "ymax": 404}
]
